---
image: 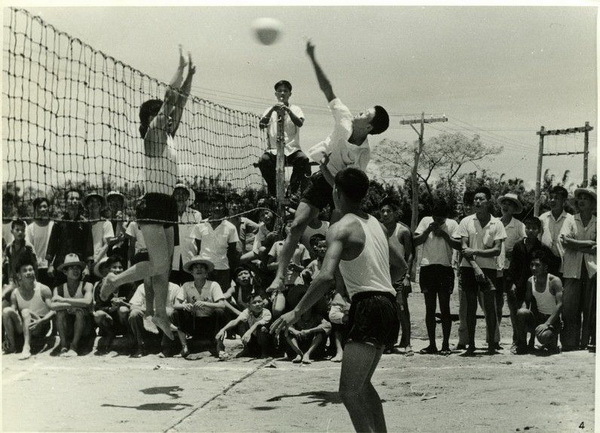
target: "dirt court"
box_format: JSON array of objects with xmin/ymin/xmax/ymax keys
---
[{"xmin": 2, "ymin": 289, "xmax": 596, "ymax": 433}]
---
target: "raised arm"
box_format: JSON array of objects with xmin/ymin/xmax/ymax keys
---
[
  {"xmin": 306, "ymin": 41, "xmax": 336, "ymax": 103},
  {"xmin": 170, "ymin": 51, "xmax": 196, "ymax": 136}
]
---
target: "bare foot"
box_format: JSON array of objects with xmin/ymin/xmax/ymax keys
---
[
  {"xmin": 266, "ymin": 277, "xmax": 285, "ymax": 294},
  {"xmin": 100, "ymin": 272, "xmax": 118, "ymax": 301},
  {"xmin": 63, "ymin": 348, "xmax": 78, "ymax": 358},
  {"xmin": 292, "ymin": 354, "xmax": 302, "ymax": 363},
  {"xmin": 152, "ymin": 316, "xmax": 175, "ymax": 340},
  {"xmin": 301, "ymin": 355, "xmax": 312, "ymax": 364},
  {"xmin": 143, "ymin": 316, "xmax": 159, "ymax": 334},
  {"xmin": 19, "ymin": 347, "xmax": 31, "ymax": 360},
  {"xmin": 330, "ymin": 354, "xmax": 343, "ymax": 362}
]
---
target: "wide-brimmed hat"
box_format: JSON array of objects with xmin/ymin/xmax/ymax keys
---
[
  {"xmin": 183, "ymin": 255, "xmax": 214, "ymax": 274},
  {"xmin": 574, "ymin": 187, "xmax": 597, "ymax": 202},
  {"xmin": 497, "ymin": 193, "xmax": 523, "ymax": 214},
  {"xmin": 106, "ymin": 191, "xmax": 125, "ymax": 203},
  {"xmin": 57, "ymin": 253, "xmax": 86, "ymax": 273},
  {"xmin": 93, "ymin": 255, "xmax": 122, "ymax": 278},
  {"xmin": 84, "ymin": 192, "xmax": 106, "ymax": 208}
]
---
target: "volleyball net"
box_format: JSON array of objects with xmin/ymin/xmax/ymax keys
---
[{"xmin": 3, "ymin": 8, "xmax": 265, "ymax": 217}]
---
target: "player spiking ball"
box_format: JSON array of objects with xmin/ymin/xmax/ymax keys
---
[{"xmin": 267, "ymin": 40, "xmax": 390, "ymax": 295}]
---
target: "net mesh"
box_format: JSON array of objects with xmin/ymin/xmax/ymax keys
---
[{"xmin": 3, "ymin": 8, "xmax": 265, "ymax": 217}]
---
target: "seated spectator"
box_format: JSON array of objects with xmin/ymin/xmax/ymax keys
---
[
  {"xmin": 105, "ymin": 191, "xmax": 129, "ymax": 268},
  {"xmin": 50, "ymin": 253, "xmax": 94, "ymax": 357},
  {"xmin": 3, "ymin": 218, "xmax": 37, "ymax": 289},
  {"xmin": 223, "ymin": 265, "xmax": 264, "ymax": 316},
  {"xmin": 92, "ymin": 256, "xmax": 134, "ymax": 354},
  {"xmin": 25, "ymin": 197, "xmax": 55, "ymax": 288},
  {"xmin": 228, "ymin": 195, "xmax": 260, "ymax": 256},
  {"xmin": 128, "ymin": 276, "xmax": 187, "ymax": 358},
  {"xmin": 267, "ymin": 222, "xmax": 311, "ymax": 319},
  {"xmin": 85, "ymin": 192, "xmax": 114, "ymax": 283},
  {"xmin": 171, "ymin": 183, "xmax": 202, "ymax": 286},
  {"xmin": 190, "ymin": 194, "xmax": 240, "ymax": 292},
  {"xmin": 2, "ymin": 256, "xmax": 55, "ymax": 359},
  {"xmin": 300, "ymin": 211, "xmax": 330, "ymax": 260},
  {"xmin": 514, "ymin": 249, "xmax": 563, "ymax": 355},
  {"xmin": 125, "ymin": 220, "xmax": 146, "ymax": 267},
  {"xmin": 46, "ymin": 189, "xmax": 93, "ymax": 286},
  {"xmin": 327, "ymin": 286, "xmax": 351, "ymax": 363},
  {"xmin": 216, "ymin": 293, "xmax": 273, "ymax": 359},
  {"xmin": 301, "ymin": 233, "xmax": 327, "ymax": 286},
  {"xmin": 173, "ymin": 256, "xmax": 227, "ymax": 359},
  {"xmin": 284, "ymin": 306, "xmax": 331, "ymax": 364}
]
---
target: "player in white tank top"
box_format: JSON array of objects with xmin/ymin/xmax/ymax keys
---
[
  {"xmin": 101, "ymin": 47, "xmax": 195, "ymax": 341},
  {"xmin": 271, "ymin": 168, "xmax": 406, "ymax": 432}
]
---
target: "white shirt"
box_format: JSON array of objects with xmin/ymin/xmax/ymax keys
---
[
  {"xmin": 497, "ymin": 217, "xmax": 526, "ymax": 270},
  {"xmin": 178, "ymin": 280, "xmax": 224, "ymax": 318},
  {"xmin": 25, "ymin": 221, "xmax": 54, "ymax": 269},
  {"xmin": 91, "ymin": 220, "xmax": 114, "ymax": 261},
  {"xmin": 238, "ymin": 307, "xmax": 272, "ymax": 328},
  {"xmin": 307, "ymin": 98, "xmax": 370, "ymax": 176},
  {"xmin": 172, "ymin": 208, "xmax": 203, "ymax": 270},
  {"xmin": 263, "ymin": 104, "xmax": 304, "ymax": 156},
  {"xmin": 560, "ymin": 213, "xmax": 597, "ymax": 279},
  {"xmin": 190, "ymin": 220, "xmax": 239, "ymax": 270},
  {"xmin": 130, "ymin": 282, "xmax": 181, "ymax": 310},
  {"xmin": 415, "ymin": 217, "xmax": 459, "ymax": 267},
  {"xmin": 454, "ymin": 214, "xmax": 507, "ymax": 270},
  {"xmin": 269, "ymin": 241, "xmax": 310, "ymax": 285},
  {"xmin": 539, "ymin": 210, "xmax": 568, "ymax": 264}
]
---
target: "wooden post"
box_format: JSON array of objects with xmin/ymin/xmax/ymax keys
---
[
  {"xmin": 583, "ymin": 121, "xmax": 590, "ymax": 187},
  {"xmin": 275, "ymin": 107, "xmax": 286, "ymax": 226},
  {"xmin": 410, "ymin": 113, "xmax": 425, "ymax": 232},
  {"xmin": 534, "ymin": 126, "xmax": 545, "ymax": 217}
]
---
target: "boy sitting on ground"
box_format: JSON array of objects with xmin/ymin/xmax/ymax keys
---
[
  {"xmin": 284, "ymin": 305, "xmax": 332, "ymax": 364},
  {"xmin": 216, "ymin": 293, "xmax": 273, "ymax": 359}
]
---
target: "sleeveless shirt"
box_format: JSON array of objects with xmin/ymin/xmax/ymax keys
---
[
  {"xmin": 338, "ymin": 214, "xmax": 395, "ymax": 300},
  {"xmin": 532, "ymin": 275, "xmax": 557, "ymax": 315},
  {"xmin": 14, "ymin": 283, "xmax": 51, "ymax": 317},
  {"xmin": 145, "ymin": 134, "xmax": 178, "ymax": 195}
]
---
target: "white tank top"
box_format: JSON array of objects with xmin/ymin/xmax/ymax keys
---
[
  {"xmin": 58, "ymin": 281, "xmax": 84, "ymax": 299},
  {"xmin": 532, "ymin": 275, "xmax": 557, "ymax": 315},
  {"xmin": 145, "ymin": 134, "xmax": 178, "ymax": 195},
  {"xmin": 338, "ymin": 214, "xmax": 395, "ymax": 300},
  {"xmin": 389, "ymin": 223, "xmax": 406, "ymax": 259}
]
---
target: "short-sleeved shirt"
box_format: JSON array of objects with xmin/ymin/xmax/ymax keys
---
[
  {"xmin": 125, "ymin": 221, "xmax": 146, "ymax": 254},
  {"xmin": 178, "ymin": 280, "xmax": 224, "ymax": 317},
  {"xmin": 497, "ymin": 217, "xmax": 526, "ymax": 270},
  {"xmin": 269, "ymin": 241, "xmax": 310, "ymax": 285},
  {"xmin": 415, "ymin": 217, "xmax": 459, "ymax": 267},
  {"xmin": 454, "ymin": 214, "xmax": 507, "ymax": 270},
  {"xmin": 539, "ymin": 210, "xmax": 569, "ymax": 267},
  {"xmin": 307, "ymin": 98, "xmax": 370, "ymax": 177},
  {"xmin": 238, "ymin": 307, "xmax": 272, "ymax": 328},
  {"xmin": 190, "ymin": 220, "xmax": 239, "ymax": 270},
  {"xmin": 91, "ymin": 220, "xmax": 114, "ymax": 261},
  {"xmin": 25, "ymin": 221, "xmax": 54, "ymax": 269},
  {"xmin": 129, "ymin": 282, "xmax": 181, "ymax": 310},
  {"xmin": 560, "ymin": 213, "xmax": 597, "ymax": 279},
  {"xmin": 173, "ymin": 208, "xmax": 203, "ymax": 270},
  {"xmin": 263, "ymin": 104, "xmax": 305, "ymax": 156}
]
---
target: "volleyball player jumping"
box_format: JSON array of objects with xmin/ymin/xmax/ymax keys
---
[{"xmin": 101, "ymin": 47, "xmax": 195, "ymax": 339}]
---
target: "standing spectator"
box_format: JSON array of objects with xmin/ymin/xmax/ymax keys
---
[
  {"xmin": 379, "ymin": 197, "xmax": 414, "ymax": 355},
  {"xmin": 454, "ymin": 186, "xmax": 506, "ymax": 356},
  {"xmin": 85, "ymin": 192, "xmax": 114, "ymax": 282},
  {"xmin": 494, "ymin": 193, "xmax": 526, "ymax": 349},
  {"xmin": 413, "ymin": 198, "xmax": 460, "ymax": 355},
  {"xmin": 25, "ymin": 197, "xmax": 54, "ymax": 288},
  {"xmin": 514, "ymin": 249, "xmax": 563, "ymax": 354},
  {"xmin": 560, "ymin": 187, "xmax": 597, "ymax": 351},
  {"xmin": 125, "ymin": 221, "xmax": 146, "ymax": 267},
  {"xmin": 191, "ymin": 194, "xmax": 239, "ymax": 291},
  {"xmin": 46, "ymin": 189, "xmax": 93, "ymax": 286},
  {"xmin": 228, "ymin": 196, "xmax": 259, "ymax": 256},
  {"xmin": 539, "ymin": 186, "xmax": 570, "ymax": 278},
  {"xmin": 105, "ymin": 191, "xmax": 129, "ymax": 268},
  {"xmin": 2, "ymin": 192, "xmax": 20, "ymax": 247},
  {"xmin": 2, "ymin": 256, "xmax": 55, "ymax": 359},
  {"xmin": 4, "ymin": 219, "xmax": 37, "ymax": 289},
  {"xmin": 50, "ymin": 253, "xmax": 94, "ymax": 357},
  {"xmin": 257, "ymin": 79, "xmax": 308, "ymax": 197},
  {"xmin": 456, "ymin": 190, "xmax": 475, "ymax": 350},
  {"xmin": 171, "ymin": 183, "xmax": 203, "ymax": 286}
]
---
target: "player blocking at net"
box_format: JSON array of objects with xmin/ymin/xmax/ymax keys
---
[
  {"xmin": 267, "ymin": 40, "xmax": 390, "ymax": 294},
  {"xmin": 271, "ymin": 168, "xmax": 407, "ymax": 433},
  {"xmin": 100, "ymin": 47, "xmax": 195, "ymax": 340}
]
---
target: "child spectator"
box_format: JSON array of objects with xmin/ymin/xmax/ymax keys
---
[
  {"xmin": 223, "ymin": 265, "xmax": 263, "ymax": 316},
  {"xmin": 328, "ymin": 286, "xmax": 351, "ymax": 362},
  {"xmin": 228, "ymin": 195, "xmax": 259, "ymax": 256},
  {"xmin": 284, "ymin": 306, "xmax": 331, "ymax": 364},
  {"xmin": 25, "ymin": 197, "xmax": 55, "ymax": 288},
  {"xmin": 173, "ymin": 255, "xmax": 227, "ymax": 359},
  {"xmin": 2, "ymin": 256, "xmax": 55, "ymax": 359},
  {"xmin": 4, "ymin": 218, "xmax": 37, "ymax": 289},
  {"xmin": 50, "ymin": 253, "xmax": 94, "ymax": 357},
  {"xmin": 216, "ymin": 293, "xmax": 273, "ymax": 359}
]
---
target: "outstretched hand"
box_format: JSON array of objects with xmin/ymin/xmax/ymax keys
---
[
  {"xmin": 305, "ymin": 40, "xmax": 315, "ymax": 58},
  {"xmin": 269, "ymin": 309, "xmax": 298, "ymax": 335},
  {"xmin": 187, "ymin": 52, "xmax": 196, "ymax": 76},
  {"xmin": 178, "ymin": 45, "xmax": 188, "ymax": 70}
]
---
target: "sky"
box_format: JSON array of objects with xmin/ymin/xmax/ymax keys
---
[{"xmin": 3, "ymin": 2, "xmax": 598, "ymax": 189}]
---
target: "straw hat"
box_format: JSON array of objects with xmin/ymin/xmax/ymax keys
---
[
  {"xmin": 93, "ymin": 255, "xmax": 122, "ymax": 278},
  {"xmin": 183, "ymin": 255, "xmax": 214, "ymax": 274},
  {"xmin": 574, "ymin": 187, "xmax": 597, "ymax": 202},
  {"xmin": 106, "ymin": 191, "xmax": 125, "ymax": 203},
  {"xmin": 497, "ymin": 193, "xmax": 523, "ymax": 214},
  {"xmin": 57, "ymin": 253, "xmax": 86, "ymax": 273},
  {"xmin": 84, "ymin": 192, "xmax": 106, "ymax": 207}
]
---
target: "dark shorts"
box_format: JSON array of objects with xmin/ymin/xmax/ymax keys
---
[
  {"xmin": 301, "ymin": 172, "xmax": 334, "ymax": 211},
  {"xmin": 459, "ymin": 267, "xmax": 498, "ymax": 294},
  {"xmin": 135, "ymin": 192, "xmax": 178, "ymax": 228},
  {"xmin": 347, "ymin": 291, "xmax": 400, "ymax": 348},
  {"xmin": 173, "ymin": 310, "xmax": 222, "ymax": 340},
  {"xmin": 419, "ymin": 265, "xmax": 454, "ymax": 294}
]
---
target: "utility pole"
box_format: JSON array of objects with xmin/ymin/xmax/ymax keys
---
[
  {"xmin": 275, "ymin": 107, "xmax": 286, "ymax": 228},
  {"xmin": 399, "ymin": 113, "xmax": 448, "ymax": 231},
  {"xmin": 535, "ymin": 122, "xmax": 593, "ymax": 216}
]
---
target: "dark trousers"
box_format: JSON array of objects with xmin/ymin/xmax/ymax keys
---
[{"xmin": 257, "ymin": 150, "xmax": 311, "ymax": 196}]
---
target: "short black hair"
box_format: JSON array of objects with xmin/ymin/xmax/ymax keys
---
[
  {"xmin": 309, "ymin": 233, "xmax": 326, "ymax": 248},
  {"xmin": 531, "ymin": 249, "xmax": 550, "ymax": 267},
  {"xmin": 64, "ymin": 188, "xmax": 82, "ymax": 201},
  {"xmin": 11, "ymin": 218, "xmax": 25, "ymax": 229},
  {"xmin": 139, "ymin": 99, "xmax": 163, "ymax": 138},
  {"xmin": 334, "ymin": 168, "xmax": 369, "ymax": 203},
  {"xmin": 233, "ymin": 265, "xmax": 253, "ymax": 279},
  {"xmin": 463, "ymin": 191, "xmax": 475, "ymax": 206},
  {"xmin": 15, "ymin": 255, "xmax": 35, "ymax": 273},
  {"xmin": 523, "ymin": 216, "xmax": 542, "ymax": 230},
  {"xmin": 549, "ymin": 186, "xmax": 568, "ymax": 199},
  {"xmin": 208, "ymin": 193, "xmax": 227, "ymax": 208},
  {"xmin": 370, "ymin": 106, "xmax": 389, "ymax": 135},
  {"xmin": 274, "ymin": 80, "xmax": 292, "ymax": 91},
  {"xmin": 431, "ymin": 197, "xmax": 450, "ymax": 218},
  {"xmin": 379, "ymin": 196, "xmax": 400, "ymax": 211},
  {"xmin": 32, "ymin": 197, "xmax": 50, "ymax": 211},
  {"xmin": 474, "ymin": 186, "xmax": 492, "ymax": 200}
]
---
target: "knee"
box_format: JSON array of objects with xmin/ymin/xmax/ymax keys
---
[
  {"xmin": 128, "ymin": 309, "xmax": 143, "ymax": 322},
  {"xmin": 2, "ymin": 306, "xmax": 15, "ymax": 319},
  {"xmin": 516, "ymin": 308, "xmax": 529, "ymax": 318},
  {"xmin": 74, "ymin": 308, "xmax": 86, "ymax": 319},
  {"xmin": 118, "ymin": 306, "xmax": 130, "ymax": 316},
  {"xmin": 20, "ymin": 308, "xmax": 31, "ymax": 320}
]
